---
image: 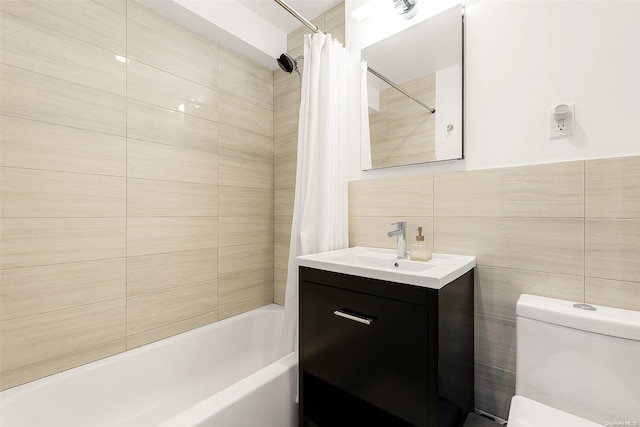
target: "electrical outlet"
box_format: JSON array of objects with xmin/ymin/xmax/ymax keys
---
[{"xmin": 549, "ymin": 104, "xmax": 574, "ymax": 139}]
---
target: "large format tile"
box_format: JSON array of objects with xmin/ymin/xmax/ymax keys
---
[
  {"xmin": 475, "ymin": 266, "xmax": 584, "ymax": 320},
  {"xmin": 0, "ymin": 65, "xmax": 126, "ymax": 136},
  {"xmin": 435, "ymin": 161, "xmax": 585, "ymax": 218},
  {"xmin": 435, "ymin": 217, "xmax": 584, "ymax": 275},
  {"xmin": 275, "ymin": 188, "xmax": 295, "ymax": 217},
  {"xmin": 274, "ymin": 106, "xmax": 299, "ymax": 137},
  {"xmin": 0, "ymin": 218, "xmax": 126, "ymax": 269},
  {"xmin": 384, "ymin": 130, "xmax": 436, "ymax": 166},
  {"xmin": 275, "ymin": 215, "xmax": 293, "ymax": 245},
  {"xmin": 218, "ymin": 294, "xmax": 273, "ymax": 320},
  {"xmin": 218, "ymin": 269, "xmax": 274, "ymax": 309},
  {"xmin": 127, "ymin": 60, "xmax": 218, "ymax": 121},
  {"xmin": 218, "ymin": 187, "xmax": 273, "ymax": 217},
  {"xmin": 274, "ymin": 69, "xmax": 300, "ymax": 112},
  {"xmin": 219, "ymin": 46, "xmax": 273, "ymax": 110},
  {"xmin": 586, "ymin": 155, "xmax": 640, "ymax": 218},
  {"xmin": 127, "ymin": 249, "xmax": 218, "ymax": 296},
  {"xmin": 127, "ymin": 178, "xmax": 217, "ymax": 217},
  {"xmin": 126, "ymin": 311, "xmax": 217, "ymax": 350},
  {"xmin": 274, "ymin": 270, "xmax": 287, "ymax": 306},
  {"xmin": 1, "ymin": 167, "xmax": 125, "ymax": 217},
  {"xmin": 126, "ymin": 281, "xmax": 217, "ymax": 336},
  {"xmin": 1, "ymin": 339, "xmax": 125, "ymax": 391},
  {"xmin": 127, "ymin": 100, "xmax": 217, "ymax": 153},
  {"xmin": 349, "ymin": 216, "xmax": 433, "ymax": 250},
  {"xmin": 475, "ymin": 363, "xmax": 515, "ymax": 421},
  {"xmin": 274, "ymin": 132, "xmax": 298, "ymax": 164},
  {"xmin": 349, "ymin": 174, "xmax": 433, "ymax": 217},
  {"xmin": 274, "ymin": 160, "xmax": 297, "ymax": 190},
  {"xmin": 0, "ymin": 116, "xmax": 126, "ymax": 176},
  {"xmin": 219, "ymin": 94, "xmax": 273, "ymax": 138},
  {"xmin": 127, "ymin": 139, "xmax": 218, "ymax": 184},
  {"xmin": 218, "ymin": 242, "xmax": 274, "ymax": 278},
  {"xmin": 274, "ymin": 241, "xmax": 290, "ymax": 274},
  {"xmin": 219, "ymin": 216, "xmax": 274, "ymax": 247},
  {"xmin": 218, "ymin": 155, "xmax": 274, "ymax": 190},
  {"xmin": 0, "ymin": 12, "xmax": 125, "ymax": 95},
  {"xmin": 126, "ymin": 0, "xmax": 218, "ymax": 88},
  {"xmin": 127, "ymin": 217, "xmax": 217, "ymax": 257},
  {"xmin": 0, "ymin": 0, "xmax": 125, "ymax": 53},
  {"xmin": 585, "ymin": 219, "xmax": 640, "ymax": 283},
  {"xmin": 218, "ymin": 124, "xmax": 273, "ymax": 162},
  {"xmin": 91, "ymin": 0, "xmax": 126, "ymax": 16},
  {"xmin": 0, "ymin": 258, "xmax": 126, "ymax": 321},
  {"xmin": 474, "ymin": 313, "xmax": 516, "ymax": 373},
  {"xmin": 0, "ymin": 299, "xmax": 125, "ymax": 371},
  {"xmin": 585, "ymin": 277, "xmax": 640, "ymax": 312},
  {"xmin": 387, "ymin": 106, "xmax": 435, "ymax": 140}
]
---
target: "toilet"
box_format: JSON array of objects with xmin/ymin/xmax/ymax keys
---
[{"xmin": 507, "ymin": 294, "xmax": 640, "ymax": 427}]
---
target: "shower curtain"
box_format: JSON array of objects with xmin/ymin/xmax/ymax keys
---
[{"xmin": 279, "ymin": 33, "xmax": 353, "ymax": 359}]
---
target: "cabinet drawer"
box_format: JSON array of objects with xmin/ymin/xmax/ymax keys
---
[{"xmin": 300, "ymin": 281, "xmax": 431, "ymax": 425}]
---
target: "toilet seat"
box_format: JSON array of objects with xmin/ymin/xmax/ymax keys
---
[{"xmin": 507, "ymin": 396, "xmax": 602, "ymax": 427}]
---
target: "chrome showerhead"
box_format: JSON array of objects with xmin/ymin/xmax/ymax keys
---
[{"xmin": 277, "ymin": 53, "xmax": 303, "ymax": 75}]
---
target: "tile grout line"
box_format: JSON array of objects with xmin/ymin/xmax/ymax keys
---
[
  {"xmin": 125, "ymin": 0, "xmax": 129, "ymax": 345},
  {"xmin": 583, "ymin": 160, "xmax": 586, "ymax": 303}
]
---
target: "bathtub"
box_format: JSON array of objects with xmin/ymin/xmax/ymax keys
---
[{"xmin": 0, "ymin": 304, "xmax": 298, "ymax": 427}]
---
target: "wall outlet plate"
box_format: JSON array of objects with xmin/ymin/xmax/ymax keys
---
[{"xmin": 549, "ymin": 103, "xmax": 574, "ymax": 139}]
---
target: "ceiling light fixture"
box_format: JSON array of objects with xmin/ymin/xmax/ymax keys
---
[{"xmin": 393, "ymin": 0, "xmax": 419, "ymax": 19}]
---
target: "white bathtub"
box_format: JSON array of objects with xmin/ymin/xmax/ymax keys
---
[{"xmin": 0, "ymin": 304, "xmax": 298, "ymax": 427}]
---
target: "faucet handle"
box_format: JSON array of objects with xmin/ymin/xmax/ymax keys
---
[{"xmin": 390, "ymin": 221, "xmax": 406, "ymax": 230}]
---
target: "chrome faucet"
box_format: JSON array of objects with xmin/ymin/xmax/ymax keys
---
[{"xmin": 387, "ymin": 221, "xmax": 407, "ymax": 259}]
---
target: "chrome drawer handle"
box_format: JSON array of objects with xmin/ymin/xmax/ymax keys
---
[{"xmin": 333, "ymin": 310, "xmax": 373, "ymax": 325}]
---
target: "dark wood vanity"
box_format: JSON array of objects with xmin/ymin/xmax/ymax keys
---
[{"xmin": 299, "ymin": 266, "xmax": 474, "ymax": 427}]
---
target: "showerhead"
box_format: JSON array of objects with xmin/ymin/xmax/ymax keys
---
[{"xmin": 277, "ymin": 53, "xmax": 302, "ymax": 74}]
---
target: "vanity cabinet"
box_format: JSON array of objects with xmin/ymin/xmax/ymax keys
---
[{"xmin": 299, "ymin": 266, "xmax": 474, "ymax": 427}]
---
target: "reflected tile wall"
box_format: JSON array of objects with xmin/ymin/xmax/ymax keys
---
[{"xmin": 0, "ymin": 0, "xmax": 273, "ymax": 390}]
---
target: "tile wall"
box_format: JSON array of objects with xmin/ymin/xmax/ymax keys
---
[
  {"xmin": 273, "ymin": 2, "xmax": 346, "ymax": 304},
  {"xmin": 3, "ymin": 0, "xmax": 635, "ymax": 416},
  {"xmin": 349, "ymin": 155, "xmax": 640, "ymax": 418},
  {"xmin": 369, "ymin": 72, "xmax": 437, "ymax": 168},
  {"xmin": 0, "ymin": 0, "xmax": 273, "ymax": 390}
]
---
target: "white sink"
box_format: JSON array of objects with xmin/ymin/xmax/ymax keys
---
[{"xmin": 297, "ymin": 246, "xmax": 476, "ymax": 289}]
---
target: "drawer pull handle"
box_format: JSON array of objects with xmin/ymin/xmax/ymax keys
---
[{"xmin": 333, "ymin": 310, "xmax": 373, "ymax": 325}]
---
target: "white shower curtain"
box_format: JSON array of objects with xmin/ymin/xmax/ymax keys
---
[{"xmin": 279, "ymin": 33, "xmax": 353, "ymax": 358}]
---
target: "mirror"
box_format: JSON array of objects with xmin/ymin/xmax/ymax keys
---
[{"xmin": 361, "ymin": 4, "xmax": 464, "ymax": 170}]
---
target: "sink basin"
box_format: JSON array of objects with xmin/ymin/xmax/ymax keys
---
[{"xmin": 297, "ymin": 246, "xmax": 476, "ymax": 289}]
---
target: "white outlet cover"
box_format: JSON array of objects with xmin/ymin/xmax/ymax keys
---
[{"xmin": 549, "ymin": 103, "xmax": 574, "ymax": 139}]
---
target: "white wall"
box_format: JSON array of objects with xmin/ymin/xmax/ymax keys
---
[
  {"xmin": 141, "ymin": 0, "xmax": 286, "ymax": 69},
  {"xmin": 347, "ymin": 0, "xmax": 640, "ymax": 179},
  {"xmin": 435, "ymin": 64, "xmax": 462, "ymax": 161}
]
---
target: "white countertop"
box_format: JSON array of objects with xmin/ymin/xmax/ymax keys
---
[{"xmin": 297, "ymin": 246, "xmax": 476, "ymax": 290}]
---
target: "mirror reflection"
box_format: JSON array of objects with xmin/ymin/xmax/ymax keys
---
[{"xmin": 361, "ymin": 4, "xmax": 464, "ymax": 170}]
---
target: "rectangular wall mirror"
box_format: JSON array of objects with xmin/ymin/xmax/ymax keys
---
[{"xmin": 361, "ymin": 4, "xmax": 464, "ymax": 170}]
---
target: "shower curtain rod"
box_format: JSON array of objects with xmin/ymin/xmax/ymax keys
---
[{"xmin": 273, "ymin": 0, "xmax": 435, "ymax": 114}]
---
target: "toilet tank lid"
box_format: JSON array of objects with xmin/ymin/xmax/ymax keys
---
[{"xmin": 516, "ymin": 294, "xmax": 640, "ymax": 342}]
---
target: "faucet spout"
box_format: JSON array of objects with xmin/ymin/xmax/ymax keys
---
[{"xmin": 388, "ymin": 221, "xmax": 407, "ymax": 259}]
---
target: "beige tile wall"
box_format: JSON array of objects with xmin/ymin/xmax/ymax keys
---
[
  {"xmin": 0, "ymin": 0, "xmax": 273, "ymax": 390},
  {"xmin": 349, "ymin": 155, "xmax": 640, "ymax": 419},
  {"xmin": 273, "ymin": 2, "xmax": 345, "ymax": 304},
  {"xmin": 369, "ymin": 73, "xmax": 437, "ymax": 168}
]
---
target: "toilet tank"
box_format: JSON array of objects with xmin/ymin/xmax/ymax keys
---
[{"xmin": 515, "ymin": 294, "xmax": 640, "ymax": 425}]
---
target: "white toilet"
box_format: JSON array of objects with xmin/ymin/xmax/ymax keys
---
[{"xmin": 507, "ymin": 294, "xmax": 640, "ymax": 427}]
